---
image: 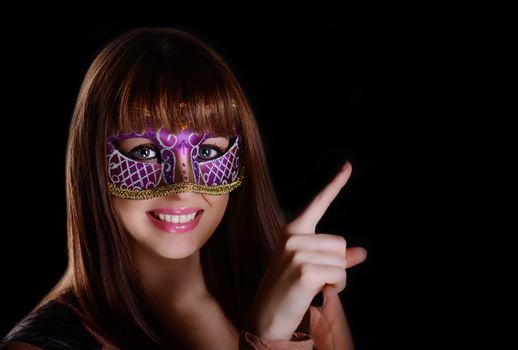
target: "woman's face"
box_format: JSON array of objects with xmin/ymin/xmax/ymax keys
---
[{"xmin": 112, "ymin": 136, "xmax": 230, "ymax": 259}]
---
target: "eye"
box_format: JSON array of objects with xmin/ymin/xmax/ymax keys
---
[
  {"xmin": 127, "ymin": 144, "xmax": 159, "ymax": 163},
  {"xmin": 198, "ymin": 144, "xmax": 224, "ymax": 160}
]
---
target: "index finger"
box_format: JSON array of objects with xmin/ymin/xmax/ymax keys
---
[{"xmin": 288, "ymin": 162, "xmax": 352, "ymax": 234}]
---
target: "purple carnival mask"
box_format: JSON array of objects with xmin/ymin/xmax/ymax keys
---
[{"xmin": 107, "ymin": 127, "xmax": 243, "ymax": 199}]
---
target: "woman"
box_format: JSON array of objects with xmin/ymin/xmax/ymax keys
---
[{"xmin": 1, "ymin": 27, "xmax": 367, "ymax": 349}]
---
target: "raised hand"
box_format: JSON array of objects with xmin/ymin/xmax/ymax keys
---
[{"xmin": 247, "ymin": 162, "xmax": 367, "ymax": 341}]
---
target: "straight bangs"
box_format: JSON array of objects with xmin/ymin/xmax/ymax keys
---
[{"xmin": 105, "ymin": 30, "xmax": 244, "ymax": 137}]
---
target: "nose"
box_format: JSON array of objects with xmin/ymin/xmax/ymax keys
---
[{"xmin": 174, "ymin": 140, "xmax": 197, "ymax": 183}]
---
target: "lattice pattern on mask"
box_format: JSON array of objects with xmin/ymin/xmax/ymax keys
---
[
  {"xmin": 108, "ymin": 151, "xmax": 161, "ymax": 190},
  {"xmin": 106, "ymin": 128, "xmax": 243, "ymax": 198},
  {"xmin": 199, "ymin": 142, "xmax": 240, "ymax": 185}
]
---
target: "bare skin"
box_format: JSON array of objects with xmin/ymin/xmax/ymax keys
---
[
  {"xmin": 2, "ymin": 162, "xmax": 366, "ymax": 350},
  {"xmin": 124, "ymin": 161, "xmax": 366, "ymax": 349},
  {"xmin": 248, "ymin": 162, "xmax": 367, "ymax": 345},
  {"xmin": 136, "ymin": 249, "xmax": 239, "ymax": 350}
]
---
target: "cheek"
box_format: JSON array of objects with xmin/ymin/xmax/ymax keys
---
[
  {"xmin": 204, "ymin": 195, "xmax": 229, "ymax": 219},
  {"xmin": 112, "ymin": 197, "xmax": 145, "ymax": 230},
  {"xmin": 112, "ymin": 197, "xmax": 128, "ymax": 219},
  {"xmin": 210, "ymin": 194, "xmax": 229, "ymax": 209}
]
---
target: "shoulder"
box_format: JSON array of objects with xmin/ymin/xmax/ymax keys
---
[{"xmin": 1, "ymin": 300, "xmax": 101, "ymax": 350}]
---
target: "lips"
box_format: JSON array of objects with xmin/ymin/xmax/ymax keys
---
[{"xmin": 147, "ymin": 207, "xmax": 203, "ymax": 234}]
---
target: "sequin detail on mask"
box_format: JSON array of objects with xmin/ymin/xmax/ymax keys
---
[{"xmin": 107, "ymin": 128, "xmax": 243, "ymax": 199}]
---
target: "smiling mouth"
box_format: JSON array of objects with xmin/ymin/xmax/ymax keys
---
[{"xmin": 148, "ymin": 210, "xmax": 202, "ymax": 224}]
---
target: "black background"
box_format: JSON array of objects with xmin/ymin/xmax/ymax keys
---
[{"xmin": 0, "ymin": 10, "xmax": 492, "ymax": 350}]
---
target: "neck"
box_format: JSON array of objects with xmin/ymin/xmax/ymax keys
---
[
  {"xmin": 131, "ymin": 242, "xmax": 239, "ymax": 346},
  {"xmin": 133, "ymin": 247, "xmax": 211, "ymax": 313}
]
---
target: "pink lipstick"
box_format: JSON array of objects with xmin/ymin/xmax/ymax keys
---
[{"xmin": 147, "ymin": 207, "xmax": 203, "ymax": 234}]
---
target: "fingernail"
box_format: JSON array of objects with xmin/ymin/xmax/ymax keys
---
[{"xmin": 340, "ymin": 162, "xmax": 349, "ymax": 172}]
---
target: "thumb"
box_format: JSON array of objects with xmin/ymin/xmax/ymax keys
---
[{"xmin": 346, "ymin": 246, "xmax": 368, "ymax": 269}]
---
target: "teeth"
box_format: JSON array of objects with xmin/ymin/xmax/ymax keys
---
[{"xmin": 155, "ymin": 212, "xmax": 197, "ymax": 223}]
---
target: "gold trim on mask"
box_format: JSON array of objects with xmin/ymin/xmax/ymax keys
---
[{"xmin": 108, "ymin": 173, "xmax": 244, "ymax": 200}]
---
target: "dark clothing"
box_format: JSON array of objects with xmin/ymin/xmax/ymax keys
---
[
  {"xmin": 1, "ymin": 300, "xmax": 101, "ymax": 349},
  {"xmin": 1, "ymin": 300, "xmax": 314, "ymax": 349}
]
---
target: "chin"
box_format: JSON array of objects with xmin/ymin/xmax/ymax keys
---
[
  {"xmin": 154, "ymin": 243, "xmax": 201, "ymax": 260},
  {"xmin": 146, "ymin": 225, "xmax": 212, "ymax": 260},
  {"xmin": 127, "ymin": 214, "xmax": 220, "ymax": 260}
]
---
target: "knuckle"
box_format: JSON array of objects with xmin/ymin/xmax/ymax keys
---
[
  {"xmin": 338, "ymin": 280, "xmax": 347, "ymax": 292},
  {"xmin": 298, "ymin": 264, "xmax": 317, "ymax": 286},
  {"xmin": 336, "ymin": 256, "xmax": 347, "ymax": 269},
  {"xmin": 331, "ymin": 266, "xmax": 346, "ymax": 282},
  {"xmin": 333, "ymin": 235, "xmax": 347, "ymax": 248},
  {"xmin": 340, "ymin": 271, "xmax": 347, "ymax": 288},
  {"xmin": 291, "ymin": 250, "xmax": 306, "ymax": 264},
  {"xmin": 341, "ymin": 272, "xmax": 348, "ymax": 290},
  {"xmin": 284, "ymin": 235, "xmax": 298, "ymax": 251}
]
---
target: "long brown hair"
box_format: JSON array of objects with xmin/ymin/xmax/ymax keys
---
[{"xmin": 39, "ymin": 27, "xmax": 286, "ymax": 348}]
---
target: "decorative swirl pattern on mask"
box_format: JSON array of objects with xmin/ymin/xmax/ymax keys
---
[{"xmin": 106, "ymin": 127, "xmax": 243, "ymax": 199}]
